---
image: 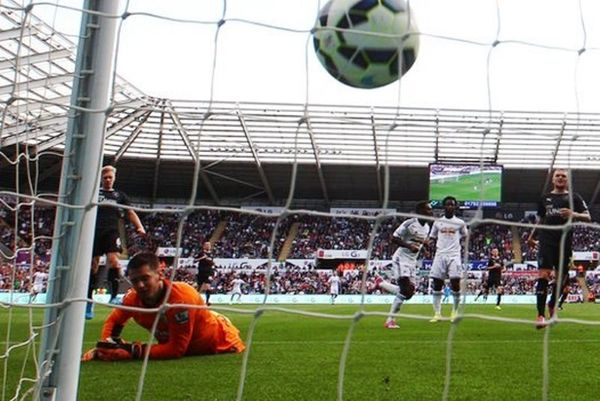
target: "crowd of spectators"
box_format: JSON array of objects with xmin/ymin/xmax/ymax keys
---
[
  {"xmin": 287, "ymin": 214, "xmax": 373, "ymax": 259},
  {"xmin": 0, "ymin": 258, "xmax": 46, "ymax": 292},
  {"xmin": 468, "ymin": 223, "xmax": 513, "ymax": 261},
  {"xmin": 0, "ymin": 262, "xmax": 29, "ymax": 291},
  {"xmin": 147, "ymin": 265, "xmax": 600, "ymax": 298},
  {"xmin": 166, "ymin": 266, "xmax": 383, "ymax": 295},
  {"xmin": 2, "ymin": 202, "xmax": 600, "ymax": 300},
  {"xmin": 3, "ymin": 258, "xmax": 600, "ymax": 301},
  {"xmin": 0, "ymin": 203, "xmax": 53, "ymax": 261},
  {"xmin": 216, "ymin": 212, "xmax": 288, "ymax": 259},
  {"xmin": 5, "ymin": 203, "xmax": 599, "ymax": 263},
  {"xmin": 520, "ymin": 225, "xmax": 600, "ymax": 261}
]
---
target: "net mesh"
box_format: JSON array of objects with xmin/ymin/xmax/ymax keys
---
[{"xmin": 1, "ymin": 1, "xmax": 600, "ymax": 400}]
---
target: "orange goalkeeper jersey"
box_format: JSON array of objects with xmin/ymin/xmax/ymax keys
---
[{"xmin": 101, "ymin": 280, "xmax": 245, "ymax": 359}]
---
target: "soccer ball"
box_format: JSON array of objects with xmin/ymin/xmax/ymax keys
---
[{"xmin": 313, "ymin": 0, "xmax": 419, "ymax": 89}]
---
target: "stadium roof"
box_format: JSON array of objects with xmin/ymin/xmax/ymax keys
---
[
  {"xmin": 0, "ymin": 1, "xmax": 146, "ymax": 144},
  {"xmin": 2, "ymin": 1, "xmax": 600, "ymax": 206}
]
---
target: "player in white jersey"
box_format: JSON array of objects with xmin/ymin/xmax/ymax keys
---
[
  {"xmin": 375, "ymin": 201, "xmax": 433, "ymax": 329},
  {"xmin": 30, "ymin": 267, "xmax": 49, "ymax": 302},
  {"xmin": 429, "ymin": 196, "xmax": 468, "ymax": 322},
  {"xmin": 328, "ymin": 271, "xmax": 342, "ymax": 304},
  {"xmin": 229, "ymin": 276, "xmax": 246, "ymax": 304}
]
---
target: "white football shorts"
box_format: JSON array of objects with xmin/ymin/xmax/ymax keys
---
[
  {"xmin": 392, "ymin": 254, "xmax": 418, "ymax": 284},
  {"xmin": 429, "ymin": 254, "xmax": 464, "ymax": 280}
]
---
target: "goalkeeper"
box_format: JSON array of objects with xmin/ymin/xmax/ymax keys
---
[{"xmin": 83, "ymin": 252, "xmax": 245, "ymax": 361}]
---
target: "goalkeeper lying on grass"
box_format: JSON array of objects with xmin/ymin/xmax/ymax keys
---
[{"xmin": 83, "ymin": 252, "xmax": 245, "ymax": 361}]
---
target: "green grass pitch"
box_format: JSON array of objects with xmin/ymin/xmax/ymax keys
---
[
  {"xmin": 2, "ymin": 303, "xmax": 599, "ymax": 400},
  {"xmin": 430, "ymin": 172, "xmax": 501, "ymax": 202}
]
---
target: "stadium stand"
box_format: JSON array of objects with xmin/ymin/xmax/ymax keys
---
[{"xmin": 2, "ymin": 203, "xmax": 599, "ymax": 299}]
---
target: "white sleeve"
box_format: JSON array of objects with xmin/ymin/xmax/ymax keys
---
[
  {"xmin": 429, "ymin": 221, "xmax": 439, "ymax": 239},
  {"xmin": 393, "ymin": 220, "xmax": 409, "ymax": 239},
  {"xmin": 460, "ymin": 221, "xmax": 468, "ymax": 238}
]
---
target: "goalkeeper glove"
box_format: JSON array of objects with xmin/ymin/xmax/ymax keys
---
[
  {"xmin": 103, "ymin": 336, "xmax": 125, "ymax": 345},
  {"xmin": 92, "ymin": 339, "xmax": 147, "ymax": 361}
]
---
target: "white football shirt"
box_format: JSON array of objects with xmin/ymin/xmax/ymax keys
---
[
  {"xmin": 231, "ymin": 278, "xmax": 245, "ymax": 293},
  {"xmin": 430, "ymin": 215, "xmax": 468, "ymax": 256},
  {"xmin": 328, "ymin": 275, "xmax": 341, "ymax": 293},
  {"xmin": 392, "ymin": 217, "xmax": 430, "ymax": 262},
  {"xmin": 33, "ymin": 271, "xmax": 48, "ymax": 286}
]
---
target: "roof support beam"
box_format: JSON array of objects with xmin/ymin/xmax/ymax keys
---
[
  {"xmin": 167, "ymin": 104, "xmax": 220, "ymax": 205},
  {"xmin": 2, "ymin": 127, "xmax": 47, "ymax": 148},
  {"xmin": 35, "ymin": 130, "xmax": 70, "ymax": 153},
  {"xmin": 1, "ymin": 115, "xmax": 68, "ymax": 139},
  {"xmin": 205, "ymin": 170, "xmax": 265, "ymax": 191},
  {"xmin": 167, "ymin": 107, "xmax": 198, "ymax": 162},
  {"xmin": 111, "ymin": 98, "xmax": 147, "ymax": 111},
  {"xmin": 196, "ymin": 163, "xmax": 221, "ymax": 205},
  {"xmin": 5, "ymin": 94, "xmax": 71, "ymax": 114},
  {"xmin": 105, "ymin": 108, "xmax": 149, "ymax": 138},
  {"xmin": 2, "ymin": 124, "xmax": 69, "ymax": 150},
  {"xmin": 151, "ymin": 109, "xmax": 165, "ymax": 206},
  {"xmin": 370, "ymin": 111, "xmax": 383, "ymax": 203},
  {"xmin": 0, "ymin": 26, "xmax": 34, "ymax": 41},
  {"xmin": 3, "ymin": 101, "xmax": 150, "ymax": 150},
  {"xmin": 0, "ymin": 48, "xmax": 72, "ymax": 70},
  {"xmin": 236, "ymin": 109, "xmax": 275, "ymax": 204},
  {"xmin": 493, "ymin": 114, "xmax": 504, "ymax": 164},
  {"xmin": 305, "ymin": 118, "xmax": 329, "ymax": 203},
  {"xmin": 0, "ymin": 74, "xmax": 73, "ymax": 96},
  {"xmin": 542, "ymin": 118, "xmax": 567, "ymax": 194},
  {"xmin": 237, "ymin": 190, "xmax": 268, "ymax": 203},
  {"xmin": 113, "ymin": 111, "xmax": 152, "ymax": 162},
  {"xmin": 434, "ymin": 111, "xmax": 440, "ymax": 162},
  {"xmin": 588, "ymin": 173, "xmax": 600, "ymax": 206}
]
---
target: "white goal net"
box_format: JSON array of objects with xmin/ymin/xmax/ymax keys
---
[{"xmin": 1, "ymin": 1, "xmax": 600, "ymax": 401}]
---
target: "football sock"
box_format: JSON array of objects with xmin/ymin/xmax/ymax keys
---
[
  {"xmin": 88, "ymin": 271, "xmax": 97, "ymax": 300},
  {"xmin": 536, "ymin": 278, "xmax": 549, "ymax": 316},
  {"xmin": 108, "ymin": 268, "xmax": 119, "ymax": 300},
  {"xmin": 379, "ymin": 280, "xmax": 399, "ymax": 295},
  {"xmin": 432, "ymin": 291, "xmax": 442, "ymax": 314},
  {"xmin": 558, "ymin": 292, "xmax": 566, "ymax": 308},
  {"xmin": 387, "ymin": 294, "xmax": 406, "ymax": 321},
  {"xmin": 549, "ymin": 282, "xmax": 565, "ymax": 309},
  {"xmin": 452, "ymin": 291, "xmax": 461, "ymax": 312}
]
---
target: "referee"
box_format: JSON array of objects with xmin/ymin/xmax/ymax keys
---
[
  {"xmin": 196, "ymin": 241, "xmax": 215, "ymax": 305},
  {"xmin": 485, "ymin": 248, "xmax": 505, "ymax": 310}
]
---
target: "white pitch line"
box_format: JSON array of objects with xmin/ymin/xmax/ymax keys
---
[{"xmin": 2, "ymin": 338, "xmax": 600, "ymax": 346}]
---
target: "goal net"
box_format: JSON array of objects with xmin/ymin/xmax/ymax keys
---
[{"xmin": 1, "ymin": 1, "xmax": 600, "ymax": 400}]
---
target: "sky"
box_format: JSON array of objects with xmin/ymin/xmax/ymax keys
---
[{"xmin": 31, "ymin": 0, "xmax": 600, "ymax": 112}]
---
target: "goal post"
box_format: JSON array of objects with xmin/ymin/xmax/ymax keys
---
[{"xmin": 37, "ymin": 1, "xmax": 121, "ymax": 400}]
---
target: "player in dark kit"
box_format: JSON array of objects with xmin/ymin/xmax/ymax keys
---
[
  {"xmin": 473, "ymin": 273, "xmax": 488, "ymax": 302},
  {"xmin": 196, "ymin": 241, "xmax": 215, "ymax": 305},
  {"xmin": 87, "ymin": 165, "xmax": 145, "ymax": 319},
  {"xmin": 474, "ymin": 248, "xmax": 505, "ymax": 309},
  {"xmin": 527, "ymin": 169, "xmax": 590, "ymax": 328}
]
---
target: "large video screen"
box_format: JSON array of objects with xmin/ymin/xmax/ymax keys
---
[{"xmin": 429, "ymin": 164, "xmax": 502, "ymax": 207}]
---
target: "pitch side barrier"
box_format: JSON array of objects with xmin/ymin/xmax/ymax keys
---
[{"xmin": 0, "ymin": 292, "xmax": 538, "ymax": 305}]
